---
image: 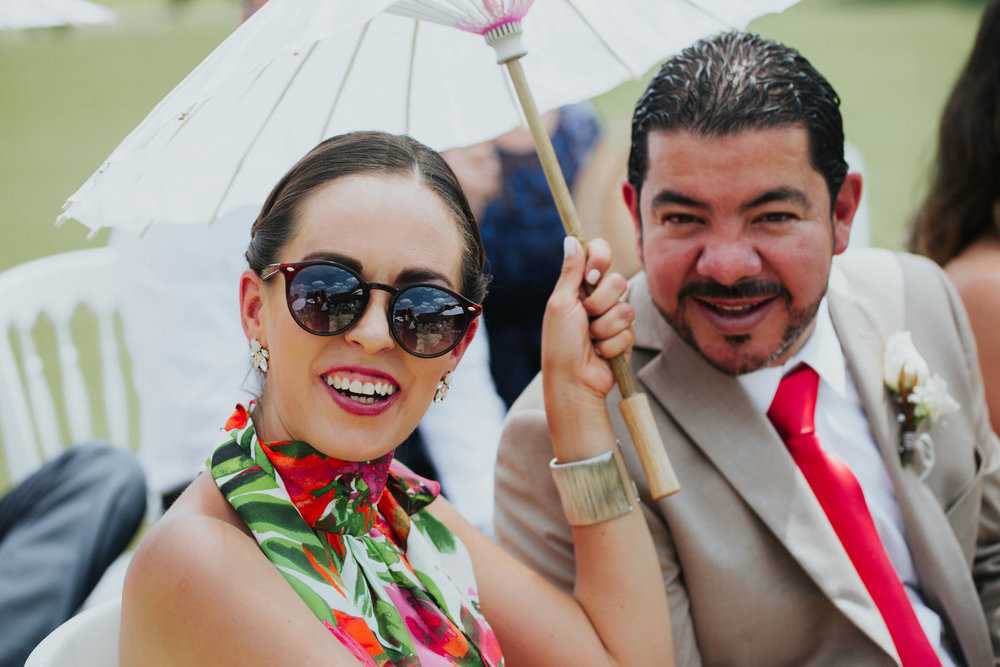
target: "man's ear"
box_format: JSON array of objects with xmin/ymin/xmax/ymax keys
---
[
  {"xmin": 832, "ymin": 172, "xmax": 863, "ymax": 255},
  {"xmin": 239, "ymin": 269, "xmax": 266, "ymax": 343},
  {"xmin": 621, "ymin": 179, "xmax": 643, "ymax": 263}
]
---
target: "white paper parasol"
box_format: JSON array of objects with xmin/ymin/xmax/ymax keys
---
[{"xmin": 57, "ymin": 0, "xmax": 797, "ymax": 234}]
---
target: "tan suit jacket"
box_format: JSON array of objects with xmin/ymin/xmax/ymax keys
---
[{"xmin": 494, "ymin": 249, "xmax": 1000, "ymax": 666}]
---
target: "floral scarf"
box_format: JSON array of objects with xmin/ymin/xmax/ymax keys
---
[{"xmin": 211, "ymin": 405, "xmax": 504, "ymax": 666}]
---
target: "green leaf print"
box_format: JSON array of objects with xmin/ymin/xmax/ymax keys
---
[
  {"xmin": 282, "ymin": 574, "xmax": 336, "ymax": 623},
  {"xmin": 374, "ymin": 598, "xmax": 415, "ymax": 656},
  {"xmin": 411, "ymin": 510, "xmax": 456, "ymax": 554}
]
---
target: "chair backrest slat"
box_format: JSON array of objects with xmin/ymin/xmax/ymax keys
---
[
  {"xmin": 55, "ymin": 317, "xmax": 93, "ymax": 445},
  {"xmin": 18, "ymin": 324, "xmax": 63, "ymax": 460},
  {"xmin": 0, "ymin": 248, "xmax": 137, "ymax": 488},
  {"xmin": 0, "ymin": 333, "xmax": 43, "ymax": 485},
  {"xmin": 97, "ymin": 313, "xmax": 128, "ymax": 448}
]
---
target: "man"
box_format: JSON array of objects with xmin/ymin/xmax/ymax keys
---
[{"xmin": 494, "ymin": 32, "xmax": 1000, "ymax": 665}]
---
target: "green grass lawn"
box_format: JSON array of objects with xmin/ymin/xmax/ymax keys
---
[{"xmin": 0, "ymin": 0, "xmax": 237, "ymax": 272}]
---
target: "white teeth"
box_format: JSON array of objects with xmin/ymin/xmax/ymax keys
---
[
  {"xmin": 325, "ymin": 374, "xmax": 398, "ymax": 399},
  {"xmin": 373, "ymin": 382, "xmax": 396, "ymax": 397}
]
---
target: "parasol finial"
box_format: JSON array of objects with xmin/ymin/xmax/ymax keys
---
[{"xmin": 483, "ymin": 21, "xmax": 527, "ymax": 64}]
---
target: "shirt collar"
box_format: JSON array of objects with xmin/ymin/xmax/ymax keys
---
[{"xmin": 737, "ymin": 298, "xmax": 847, "ymax": 414}]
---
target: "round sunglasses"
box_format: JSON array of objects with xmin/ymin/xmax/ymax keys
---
[{"xmin": 261, "ymin": 260, "xmax": 482, "ymax": 358}]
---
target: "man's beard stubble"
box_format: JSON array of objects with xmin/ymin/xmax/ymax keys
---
[{"xmin": 656, "ymin": 277, "xmax": 826, "ymax": 376}]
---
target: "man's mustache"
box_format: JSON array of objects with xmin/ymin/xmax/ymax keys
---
[{"xmin": 678, "ymin": 278, "xmax": 791, "ymax": 302}]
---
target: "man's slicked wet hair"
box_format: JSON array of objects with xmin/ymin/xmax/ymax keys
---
[{"xmin": 627, "ymin": 32, "xmax": 848, "ymax": 205}]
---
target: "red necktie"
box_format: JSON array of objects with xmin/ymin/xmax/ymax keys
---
[{"xmin": 768, "ymin": 364, "xmax": 940, "ymax": 666}]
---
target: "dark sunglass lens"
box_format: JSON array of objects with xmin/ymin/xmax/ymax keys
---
[
  {"xmin": 391, "ymin": 286, "xmax": 468, "ymax": 357},
  {"xmin": 287, "ymin": 264, "xmax": 364, "ymax": 334}
]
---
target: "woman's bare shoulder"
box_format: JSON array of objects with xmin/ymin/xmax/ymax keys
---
[
  {"xmin": 120, "ymin": 474, "xmax": 259, "ymax": 658},
  {"xmin": 120, "ymin": 474, "xmax": 356, "ymax": 666},
  {"xmin": 128, "ymin": 472, "xmax": 255, "ymax": 574},
  {"xmin": 946, "ymin": 238, "xmax": 1000, "ymax": 304}
]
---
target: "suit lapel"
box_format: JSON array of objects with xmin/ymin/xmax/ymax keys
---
[
  {"xmin": 827, "ymin": 260, "xmax": 901, "ymax": 477},
  {"xmin": 829, "ymin": 252, "xmax": 992, "ymax": 665},
  {"xmin": 628, "ymin": 274, "xmax": 897, "ymax": 659}
]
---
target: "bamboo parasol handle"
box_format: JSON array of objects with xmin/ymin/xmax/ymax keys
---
[{"xmin": 502, "ymin": 57, "xmax": 680, "ymax": 499}]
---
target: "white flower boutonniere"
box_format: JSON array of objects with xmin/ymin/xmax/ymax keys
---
[{"xmin": 883, "ymin": 331, "xmax": 959, "ymax": 478}]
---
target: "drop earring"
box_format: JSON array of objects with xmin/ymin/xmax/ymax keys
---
[
  {"xmin": 433, "ymin": 371, "xmax": 453, "ymax": 403},
  {"xmin": 250, "ymin": 338, "xmax": 270, "ymax": 373}
]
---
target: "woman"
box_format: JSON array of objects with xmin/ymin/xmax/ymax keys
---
[
  {"xmin": 120, "ymin": 132, "xmax": 672, "ymax": 665},
  {"xmin": 909, "ymin": 0, "xmax": 1000, "ymax": 435}
]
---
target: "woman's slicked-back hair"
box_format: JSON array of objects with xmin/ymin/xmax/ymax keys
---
[
  {"xmin": 246, "ymin": 131, "xmax": 489, "ymax": 303},
  {"xmin": 627, "ymin": 31, "xmax": 848, "ymax": 205},
  {"xmin": 909, "ymin": 0, "xmax": 1000, "ymax": 265}
]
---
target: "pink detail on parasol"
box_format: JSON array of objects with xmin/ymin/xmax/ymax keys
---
[{"xmin": 452, "ymin": 0, "xmax": 535, "ymax": 35}]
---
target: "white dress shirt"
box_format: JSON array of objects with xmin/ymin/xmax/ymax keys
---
[{"xmin": 738, "ymin": 299, "xmax": 959, "ymax": 666}]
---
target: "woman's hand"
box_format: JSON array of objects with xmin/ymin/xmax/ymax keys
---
[
  {"xmin": 437, "ymin": 240, "xmax": 671, "ymax": 667},
  {"xmin": 541, "ymin": 236, "xmax": 634, "ymax": 460}
]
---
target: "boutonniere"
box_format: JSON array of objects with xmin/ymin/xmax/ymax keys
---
[{"xmin": 882, "ymin": 331, "xmax": 959, "ymax": 479}]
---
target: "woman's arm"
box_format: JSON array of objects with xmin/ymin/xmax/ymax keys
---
[{"xmin": 432, "ymin": 236, "xmax": 673, "ymax": 666}]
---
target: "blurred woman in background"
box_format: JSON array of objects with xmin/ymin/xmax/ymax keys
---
[{"xmin": 910, "ymin": 0, "xmax": 1000, "ymax": 434}]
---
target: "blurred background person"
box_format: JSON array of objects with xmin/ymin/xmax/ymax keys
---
[
  {"xmin": 475, "ymin": 104, "xmax": 601, "ymax": 408},
  {"xmin": 909, "ymin": 0, "xmax": 1000, "ymax": 435}
]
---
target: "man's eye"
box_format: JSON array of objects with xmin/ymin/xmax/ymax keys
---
[
  {"xmin": 756, "ymin": 212, "xmax": 796, "ymax": 224},
  {"xmin": 663, "ymin": 213, "xmax": 703, "ymax": 225}
]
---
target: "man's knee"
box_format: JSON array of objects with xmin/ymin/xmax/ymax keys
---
[{"xmin": 66, "ymin": 444, "xmax": 147, "ymax": 514}]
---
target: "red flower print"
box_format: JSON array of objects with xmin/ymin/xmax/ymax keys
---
[{"xmin": 224, "ymin": 404, "xmax": 250, "ymax": 430}]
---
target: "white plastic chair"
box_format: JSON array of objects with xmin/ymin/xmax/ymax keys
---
[
  {"xmin": 0, "ymin": 247, "xmax": 134, "ymax": 487},
  {"xmin": 25, "ymin": 596, "xmax": 121, "ymax": 667}
]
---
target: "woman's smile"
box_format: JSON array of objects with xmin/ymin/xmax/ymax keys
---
[{"xmin": 321, "ymin": 366, "xmax": 401, "ymax": 416}]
